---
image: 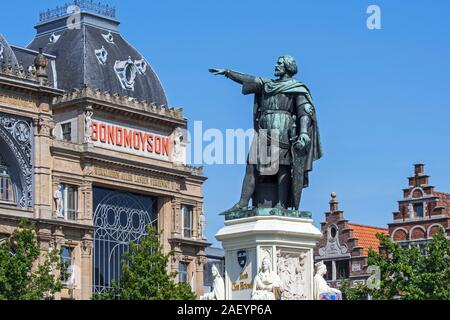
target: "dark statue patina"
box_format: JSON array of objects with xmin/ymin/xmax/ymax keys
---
[{"xmin": 209, "ymin": 55, "xmax": 323, "ymax": 218}]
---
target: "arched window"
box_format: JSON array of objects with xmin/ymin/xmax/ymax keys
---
[{"xmin": 0, "ymin": 156, "xmax": 15, "ymax": 204}]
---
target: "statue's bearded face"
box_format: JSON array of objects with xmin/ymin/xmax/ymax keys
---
[{"xmin": 274, "ymin": 58, "xmax": 286, "ymax": 77}]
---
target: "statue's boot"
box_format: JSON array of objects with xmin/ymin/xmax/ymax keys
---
[
  {"xmin": 274, "ymin": 203, "xmax": 285, "ymax": 210},
  {"xmin": 222, "ymin": 202, "xmax": 248, "ymax": 214}
]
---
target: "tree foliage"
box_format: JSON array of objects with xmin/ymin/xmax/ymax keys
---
[
  {"xmin": 340, "ymin": 230, "xmax": 450, "ymax": 300},
  {"xmin": 0, "ymin": 220, "xmax": 65, "ymax": 300},
  {"xmin": 95, "ymin": 226, "xmax": 196, "ymax": 300}
]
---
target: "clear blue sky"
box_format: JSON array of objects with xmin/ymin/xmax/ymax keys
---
[{"xmin": 2, "ymin": 1, "xmax": 449, "ymax": 247}]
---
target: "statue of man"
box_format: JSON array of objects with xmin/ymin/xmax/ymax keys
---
[
  {"xmin": 210, "ymin": 55, "xmax": 322, "ymax": 211},
  {"xmin": 199, "ymin": 210, "xmax": 206, "ymax": 240},
  {"xmin": 84, "ymin": 110, "xmax": 93, "ymax": 143},
  {"xmin": 54, "ymin": 186, "xmax": 63, "ymax": 218}
]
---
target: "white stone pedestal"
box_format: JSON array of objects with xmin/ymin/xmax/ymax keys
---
[{"xmin": 215, "ymin": 215, "xmax": 322, "ymax": 300}]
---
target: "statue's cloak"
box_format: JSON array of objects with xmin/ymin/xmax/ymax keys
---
[{"xmin": 243, "ymin": 78, "xmax": 323, "ymax": 209}]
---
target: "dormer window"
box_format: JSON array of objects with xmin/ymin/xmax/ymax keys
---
[{"xmin": 0, "ymin": 158, "xmax": 15, "ymax": 204}]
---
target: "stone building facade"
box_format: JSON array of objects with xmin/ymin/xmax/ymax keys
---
[
  {"xmin": 0, "ymin": 1, "xmax": 208, "ymax": 300},
  {"xmin": 389, "ymin": 164, "xmax": 449, "ymax": 251},
  {"xmin": 314, "ymin": 193, "xmax": 388, "ymax": 288}
]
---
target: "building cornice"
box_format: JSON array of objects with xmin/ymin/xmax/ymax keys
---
[
  {"xmin": 52, "ymin": 85, "xmax": 186, "ymax": 128},
  {"xmin": 50, "ymin": 140, "xmax": 206, "ymax": 181}
]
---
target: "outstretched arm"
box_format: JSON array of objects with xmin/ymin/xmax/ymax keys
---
[{"xmin": 209, "ymin": 68, "xmax": 257, "ymax": 85}]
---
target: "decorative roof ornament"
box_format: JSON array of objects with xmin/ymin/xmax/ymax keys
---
[
  {"xmin": 39, "ymin": 0, "xmax": 116, "ymax": 23},
  {"xmin": 134, "ymin": 59, "xmax": 147, "ymax": 74},
  {"xmin": 102, "ymin": 32, "xmax": 114, "ymax": 44},
  {"xmin": 95, "ymin": 46, "xmax": 108, "ymax": 65},
  {"xmin": 34, "ymin": 48, "xmax": 48, "ymax": 85},
  {"xmin": 113, "ymin": 57, "xmax": 148, "ymax": 91},
  {"xmin": 0, "ymin": 43, "xmax": 3, "ymax": 59},
  {"xmin": 49, "ymin": 33, "xmax": 61, "ymax": 44}
]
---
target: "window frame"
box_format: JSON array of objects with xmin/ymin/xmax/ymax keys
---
[
  {"xmin": 178, "ymin": 261, "xmax": 188, "ymax": 284},
  {"xmin": 181, "ymin": 204, "xmax": 193, "ymax": 238},
  {"xmin": 0, "ymin": 165, "xmax": 16, "ymax": 204},
  {"xmin": 60, "ymin": 184, "xmax": 78, "ymax": 221},
  {"xmin": 60, "ymin": 246, "xmax": 74, "ymax": 285},
  {"xmin": 61, "ymin": 122, "xmax": 72, "ymax": 142}
]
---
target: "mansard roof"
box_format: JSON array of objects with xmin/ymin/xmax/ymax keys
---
[{"xmin": 27, "ymin": 1, "xmax": 168, "ymax": 106}]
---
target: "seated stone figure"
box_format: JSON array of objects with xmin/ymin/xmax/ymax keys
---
[
  {"xmin": 200, "ymin": 264, "xmax": 225, "ymax": 300},
  {"xmin": 313, "ymin": 261, "xmax": 342, "ymax": 300},
  {"xmin": 251, "ymin": 257, "xmax": 282, "ymax": 300}
]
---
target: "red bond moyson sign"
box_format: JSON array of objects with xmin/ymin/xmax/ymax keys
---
[{"xmin": 91, "ymin": 119, "xmax": 171, "ymax": 161}]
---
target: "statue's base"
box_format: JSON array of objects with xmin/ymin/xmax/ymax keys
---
[
  {"xmin": 215, "ymin": 209, "xmax": 322, "ymax": 300},
  {"xmin": 220, "ymin": 207, "xmax": 312, "ymax": 221}
]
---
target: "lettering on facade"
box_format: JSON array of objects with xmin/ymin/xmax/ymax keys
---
[
  {"xmin": 0, "ymin": 93, "xmax": 35, "ymax": 109},
  {"xmin": 231, "ymin": 281, "xmax": 253, "ymax": 291},
  {"xmin": 93, "ymin": 167, "xmax": 175, "ymax": 190},
  {"xmin": 91, "ymin": 120, "xmax": 171, "ymax": 161}
]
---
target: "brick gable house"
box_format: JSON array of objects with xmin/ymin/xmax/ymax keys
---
[
  {"xmin": 314, "ymin": 193, "xmax": 388, "ymax": 287},
  {"xmin": 389, "ymin": 164, "xmax": 449, "ymax": 251}
]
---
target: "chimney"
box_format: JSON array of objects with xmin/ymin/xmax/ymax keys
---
[{"xmin": 414, "ymin": 164, "xmax": 425, "ymax": 175}]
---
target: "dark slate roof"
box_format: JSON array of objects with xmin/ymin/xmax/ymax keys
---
[
  {"xmin": 0, "ymin": 35, "xmax": 19, "ymax": 70},
  {"xmin": 205, "ymin": 247, "xmax": 225, "ymax": 259},
  {"xmin": 27, "ymin": 11, "xmax": 168, "ymax": 106},
  {"xmin": 0, "ymin": 34, "xmax": 57, "ymax": 87},
  {"xmin": 11, "ymin": 46, "xmax": 57, "ymax": 86}
]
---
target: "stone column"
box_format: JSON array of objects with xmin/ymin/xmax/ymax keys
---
[
  {"xmin": 33, "ymin": 115, "xmax": 54, "ymax": 220},
  {"xmin": 80, "ymin": 231, "xmax": 93, "ymax": 300},
  {"xmin": 158, "ymin": 196, "xmax": 173, "ymax": 255},
  {"xmin": 172, "ymin": 198, "xmax": 181, "ymax": 238},
  {"xmin": 195, "ymin": 255, "xmax": 207, "ymax": 297},
  {"xmin": 332, "ymin": 260, "xmax": 337, "ymax": 281},
  {"xmin": 79, "ymin": 181, "xmax": 93, "ymax": 223}
]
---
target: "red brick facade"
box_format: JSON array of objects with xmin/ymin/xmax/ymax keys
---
[
  {"xmin": 314, "ymin": 193, "xmax": 387, "ymax": 287},
  {"xmin": 388, "ymin": 164, "xmax": 449, "ymax": 249}
]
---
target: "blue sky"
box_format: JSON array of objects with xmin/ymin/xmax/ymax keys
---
[{"xmin": 1, "ymin": 1, "xmax": 449, "ymax": 247}]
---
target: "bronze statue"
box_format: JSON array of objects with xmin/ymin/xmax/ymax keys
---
[{"xmin": 210, "ymin": 55, "xmax": 322, "ymax": 212}]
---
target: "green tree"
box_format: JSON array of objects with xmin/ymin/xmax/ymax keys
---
[
  {"xmin": 0, "ymin": 220, "xmax": 65, "ymax": 300},
  {"xmin": 95, "ymin": 226, "xmax": 196, "ymax": 300},
  {"xmin": 340, "ymin": 230, "xmax": 450, "ymax": 300}
]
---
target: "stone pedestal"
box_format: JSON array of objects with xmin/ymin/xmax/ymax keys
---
[{"xmin": 215, "ymin": 209, "xmax": 322, "ymax": 300}]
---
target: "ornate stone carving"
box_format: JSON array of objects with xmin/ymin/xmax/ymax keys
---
[
  {"xmin": 313, "ymin": 261, "xmax": 342, "ymax": 300},
  {"xmin": 114, "ymin": 57, "xmax": 148, "ymax": 91},
  {"xmin": 95, "ymin": 46, "xmax": 108, "ymax": 65},
  {"xmin": 200, "ymin": 264, "xmax": 225, "ymax": 300},
  {"xmin": 0, "ymin": 114, "xmax": 33, "ymax": 207},
  {"xmin": 36, "ymin": 116, "xmax": 55, "ymax": 136},
  {"xmin": 277, "ymin": 249, "xmax": 308, "ymax": 300},
  {"xmin": 53, "ymin": 85, "xmax": 184, "ymax": 120},
  {"xmin": 102, "ymin": 32, "xmax": 115, "ymax": 44},
  {"xmin": 84, "ymin": 109, "xmax": 93, "ymax": 143},
  {"xmin": 0, "ymin": 43, "xmax": 3, "ymax": 59},
  {"xmin": 49, "ymin": 33, "xmax": 61, "ymax": 44},
  {"xmin": 81, "ymin": 236, "xmax": 93, "ymax": 256},
  {"xmin": 54, "ymin": 184, "xmax": 63, "ymax": 218},
  {"xmin": 198, "ymin": 210, "xmax": 206, "ymax": 240},
  {"xmin": 134, "ymin": 59, "xmax": 147, "ymax": 74},
  {"xmin": 318, "ymin": 224, "xmax": 348, "ymax": 259},
  {"xmin": 172, "ymin": 127, "xmax": 186, "ymax": 164},
  {"xmin": 251, "ymin": 257, "xmax": 282, "ymax": 300}
]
